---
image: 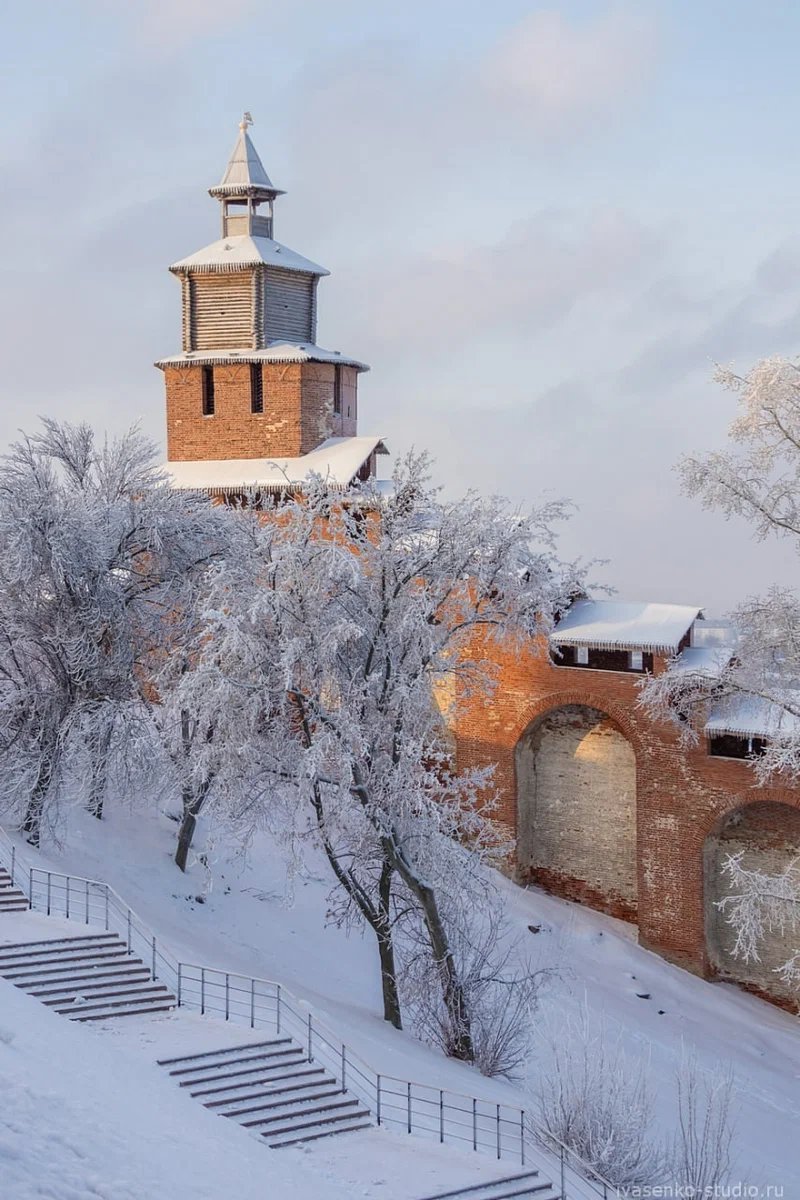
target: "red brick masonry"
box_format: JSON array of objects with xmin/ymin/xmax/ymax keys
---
[{"xmin": 452, "ymin": 630, "xmax": 800, "ymax": 1005}]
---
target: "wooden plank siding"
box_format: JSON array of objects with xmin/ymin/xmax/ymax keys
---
[
  {"xmin": 264, "ymin": 267, "xmax": 315, "ymax": 343},
  {"xmin": 189, "ymin": 271, "xmax": 255, "ymax": 350}
]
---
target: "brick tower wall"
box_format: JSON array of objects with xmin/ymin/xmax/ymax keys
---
[{"xmin": 164, "ymin": 362, "xmax": 358, "ymax": 461}]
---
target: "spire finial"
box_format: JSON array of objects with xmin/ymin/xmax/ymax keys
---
[{"xmin": 240, "ymin": 111, "xmax": 253, "ymax": 132}]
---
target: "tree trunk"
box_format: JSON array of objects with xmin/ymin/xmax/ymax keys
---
[
  {"xmin": 386, "ymin": 837, "xmax": 473, "ymax": 1062},
  {"xmin": 22, "ymin": 752, "xmax": 56, "ymax": 847},
  {"xmin": 174, "ymin": 778, "xmax": 210, "ymax": 872},
  {"xmin": 173, "ymin": 707, "xmax": 213, "ymax": 873},
  {"xmin": 376, "ymin": 859, "xmax": 402, "ymax": 1030},
  {"xmin": 291, "ymin": 692, "xmax": 404, "ymax": 1029},
  {"xmin": 86, "ymin": 723, "xmax": 112, "ymax": 821}
]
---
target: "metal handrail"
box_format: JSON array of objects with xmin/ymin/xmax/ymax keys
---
[{"xmin": 0, "ymin": 827, "xmax": 615, "ymax": 1199}]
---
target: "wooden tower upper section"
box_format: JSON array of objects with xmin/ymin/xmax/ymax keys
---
[{"xmin": 157, "ymin": 116, "xmax": 384, "ymax": 489}]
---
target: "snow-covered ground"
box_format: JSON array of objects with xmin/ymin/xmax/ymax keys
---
[
  {"xmin": 0, "ymin": 911, "xmax": 551, "ymax": 1200},
  {"xmin": 0, "ymin": 966, "xmax": 358, "ymax": 1200},
  {"xmin": 7, "ymin": 798, "xmax": 800, "ymax": 1195}
]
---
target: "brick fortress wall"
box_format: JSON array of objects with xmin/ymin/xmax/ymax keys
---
[{"xmin": 451, "ymin": 630, "xmax": 800, "ymax": 1007}]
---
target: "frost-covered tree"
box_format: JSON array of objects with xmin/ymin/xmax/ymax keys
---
[
  {"xmin": 713, "ymin": 851, "xmax": 800, "ymax": 991},
  {"xmin": 532, "ymin": 1011, "xmax": 664, "ymax": 1189},
  {"xmin": 174, "ymin": 454, "xmax": 581, "ymax": 1050},
  {"xmin": 403, "ymin": 905, "xmax": 547, "ymax": 1078},
  {"xmin": 668, "ymin": 1051, "xmax": 736, "ymax": 1194},
  {"xmin": 0, "ymin": 420, "xmax": 230, "ymax": 845},
  {"xmin": 533, "ymin": 1018, "xmax": 737, "ymax": 1193},
  {"xmin": 642, "ymin": 358, "xmax": 800, "ymax": 779},
  {"xmin": 640, "ymin": 355, "xmax": 800, "ymax": 986}
]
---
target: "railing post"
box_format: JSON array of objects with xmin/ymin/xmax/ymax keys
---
[
  {"xmin": 472, "ymin": 1098, "xmax": 477, "ymax": 1151},
  {"xmin": 560, "ymin": 1145, "xmax": 566, "ymax": 1200},
  {"xmin": 104, "ymin": 888, "xmax": 109, "ymax": 931},
  {"xmin": 250, "ymin": 978, "xmax": 256, "ymax": 1029},
  {"xmin": 520, "ymin": 1111, "xmax": 525, "ymax": 1166},
  {"xmin": 66, "ymin": 876, "xmax": 70, "ymax": 919},
  {"xmin": 46, "ymin": 872, "xmax": 51, "ymax": 916},
  {"xmin": 177, "ymin": 963, "xmax": 183, "ymax": 1007},
  {"xmin": 439, "ymin": 1090, "xmax": 445, "ymax": 1143},
  {"xmin": 225, "ymin": 973, "xmax": 230, "ymax": 1020},
  {"xmin": 151, "ymin": 937, "xmax": 157, "ymax": 981},
  {"xmin": 276, "ymin": 983, "xmax": 281, "ymax": 1035},
  {"xmin": 85, "ymin": 879, "xmax": 90, "ymax": 924},
  {"xmin": 496, "ymin": 1104, "xmax": 501, "ymax": 1159},
  {"xmin": 376, "ymin": 1075, "xmax": 382, "ymax": 1126},
  {"xmin": 201, "ymin": 967, "xmax": 206, "ymax": 1015},
  {"xmin": 307, "ymin": 1013, "xmax": 313, "ymax": 1061},
  {"xmin": 407, "ymin": 1082, "xmax": 412, "ymax": 1134},
  {"xmin": 340, "ymin": 1044, "xmax": 346, "ymax": 1093},
  {"xmin": 29, "ymin": 867, "xmax": 33, "ymax": 906},
  {"xmin": 10, "ymin": 845, "xmax": 14, "ymax": 886}
]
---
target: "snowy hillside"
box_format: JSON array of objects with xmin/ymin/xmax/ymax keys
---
[
  {"xmin": 0, "ymin": 968, "xmax": 359, "ymax": 1200},
  {"xmin": 10, "ymin": 797, "xmax": 799, "ymax": 1194}
]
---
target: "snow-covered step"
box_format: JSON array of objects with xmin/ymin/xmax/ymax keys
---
[
  {"xmin": 54, "ymin": 987, "xmax": 176, "ymax": 1020},
  {"xmin": 0, "ymin": 923, "xmax": 176, "ymax": 1022},
  {"xmin": 415, "ymin": 1170, "xmax": 560, "ymax": 1200},
  {"xmin": 161, "ymin": 1037, "xmax": 297, "ymax": 1074},
  {"xmin": 158, "ymin": 1037, "xmax": 373, "ymax": 1147},
  {"xmin": 0, "ymin": 942, "xmax": 128, "ymax": 968},
  {"xmin": 0, "ymin": 932, "xmax": 120, "ymax": 954},
  {"xmin": 170, "ymin": 1046, "xmax": 308, "ymax": 1088},
  {"xmin": 220, "ymin": 1081, "xmax": 344, "ymax": 1119},
  {"xmin": 0, "ymin": 870, "xmax": 29, "ymax": 912},
  {"xmin": 1, "ymin": 952, "xmax": 147, "ymax": 980},
  {"xmin": 200, "ymin": 1070, "xmax": 330, "ymax": 1106},
  {"xmin": 25, "ymin": 965, "xmax": 152, "ymax": 995},
  {"xmin": 43, "ymin": 980, "xmax": 173, "ymax": 1008}
]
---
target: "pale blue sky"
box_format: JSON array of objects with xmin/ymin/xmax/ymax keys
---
[{"xmin": 1, "ymin": 0, "xmax": 799, "ymax": 607}]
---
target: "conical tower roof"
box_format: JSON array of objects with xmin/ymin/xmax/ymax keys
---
[{"xmin": 209, "ymin": 115, "xmax": 284, "ymax": 200}]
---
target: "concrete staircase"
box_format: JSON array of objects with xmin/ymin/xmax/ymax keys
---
[
  {"xmin": 158, "ymin": 1038, "xmax": 373, "ymax": 1148},
  {"xmin": 0, "ymin": 932, "xmax": 176, "ymax": 1021},
  {"xmin": 417, "ymin": 1172, "xmax": 561, "ymax": 1200},
  {"xmin": 0, "ymin": 868, "xmax": 29, "ymax": 913}
]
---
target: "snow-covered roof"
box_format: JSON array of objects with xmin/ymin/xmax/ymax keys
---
[
  {"xmin": 705, "ymin": 694, "xmax": 800, "ymax": 740},
  {"xmin": 155, "ymin": 341, "xmax": 369, "ymax": 373},
  {"xmin": 209, "ymin": 120, "xmax": 284, "ymax": 200},
  {"xmin": 669, "ymin": 645, "xmax": 734, "ymax": 677},
  {"xmin": 169, "ymin": 235, "xmax": 328, "ymax": 277},
  {"xmin": 552, "ymin": 600, "xmax": 703, "ymax": 653},
  {"xmin": 166, "ymin": 435, "xmax": 388, "ymax": 495}
]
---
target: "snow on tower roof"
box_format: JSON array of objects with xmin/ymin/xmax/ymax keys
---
[
  {"xmin": 705, "ymin": 694, "xmax": 800, "ymax": 740},
  {"xmin": 155, "ymin": 341, "xmax": 368, "ymax": 372},
  {"xmin": 209, "ymin": 116, "xmax": 284, "ymax": 199},
  {"xmin": 166, "ymin": 435, "xmax": 388, "ymax": 496},
  {"xmin": 169, "ymin": 234, "xmax": 328, "ymax": 276},
  {"xmin": 552, "ymin": 599, "xmax": 703, "ymax": 653}
]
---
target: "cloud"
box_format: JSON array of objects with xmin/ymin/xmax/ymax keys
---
[
  {"xmin": 482, "ymin": 5, "xmax": 660, "ymax": 131},
  {"xmin": 86, "ymin": 0, "xmax": 259, "ymax": 53},
  {"xmin": 283, "ymin": 7, "xmax": 662, "ymax": 241},
  {"xmin": 342, "ymin": 207, "xmax": 666, "ymax": 357}
]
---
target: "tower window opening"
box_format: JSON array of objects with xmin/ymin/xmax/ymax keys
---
[
  {"xmin": 575, "ymin": 647, "xmax": 589, "ymax": 665},
  {"xmin": 250, "ymin": 364, "xmax": 264, "ymax": 414},
  {"xmin": 629, "ymin": 650, "xmax": 644, "ymax": 671},
  {"xmin": 333, "ymin": 365, "xmax": 342, "ymax": 415},
  {"xmin": 201, "ymin": 367, "xmax": 215, "ymax": 416}
]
